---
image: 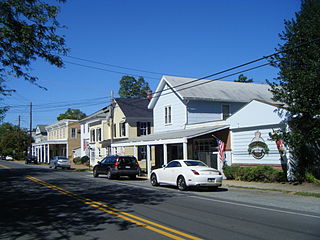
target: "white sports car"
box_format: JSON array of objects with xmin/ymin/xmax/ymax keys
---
[{"xmin": 150, "ymin": 160, "xmax": 222, "ymax": 191}]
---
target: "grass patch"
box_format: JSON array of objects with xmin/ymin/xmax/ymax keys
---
[{"xmin": 228, "ymin": 185, "xmax": 320, "ymax": 198}]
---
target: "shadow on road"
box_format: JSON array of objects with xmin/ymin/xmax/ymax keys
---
[{"xmin": 0, "ymin": 167, "xmax": 174, "ymax": 240}]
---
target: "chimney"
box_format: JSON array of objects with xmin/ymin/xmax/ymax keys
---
[{"xmin": 147, "ymin": 90, "xmax": 153, "ymax": 101}]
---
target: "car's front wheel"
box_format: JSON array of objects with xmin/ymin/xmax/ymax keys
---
[
  {"xmin": 150, "ymin": 173, "xmax": 159, "ymax": 186},
  {"xmin": 177, "ymin": 176, "xmax": 187, "ymax": 191},
  {"xmin": 93, "ymin": 168, "xmax": 99, "ymax": 178}
]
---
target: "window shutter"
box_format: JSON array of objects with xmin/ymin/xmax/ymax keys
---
[
  {"xmin": 147, "ymin": 122, "xmax": 151, "ymax": 134},
  {"xmin": 137, "ymin": 122, "xmax": 140, "ymax": 136}
]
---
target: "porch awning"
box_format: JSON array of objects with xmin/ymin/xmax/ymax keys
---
[{"xmin": 111, "ymin": 125, "xmax": 228, "ymax": 147}]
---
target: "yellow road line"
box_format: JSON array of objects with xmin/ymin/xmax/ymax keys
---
[
  {"xmin": 26, "ymin": 176, "xmax": 203, "ymax": 240},
  {"xmin": 0, "ymin": 164, "xmax": 11, "ymax": 169}
]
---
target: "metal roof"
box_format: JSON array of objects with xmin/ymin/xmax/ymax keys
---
[{"xmin": 149, "ymin": 75, "xmax": 274, "ymax": 108}]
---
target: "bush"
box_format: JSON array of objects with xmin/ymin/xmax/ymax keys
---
[
  {"xmin": 73, "ymin": 157, "xmax": 82, "ymax": 165},
  {"xmin": 223, "ymin": 165, "xmax": 285, "ymax": 182},
  {"xmin": 81, "ymin": 156, "xmax": 89, "ymax": 166},
  {"xmin": 305, "ymin": 173, "xmax": 320, "ymax": 184}
]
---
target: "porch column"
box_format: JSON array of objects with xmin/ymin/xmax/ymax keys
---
[
  {"xmin": 47, "ymin": 144, "xmax": 50, "ymax": 163},
  {"xmin": 183, "ymin": 138, "xmax": 188, "ymax": 160},
  {"xmin": 133, "ymin": 146, "xmax": 138, "ymax": 159},
  {"xmin": 163, "ymin": 144, "xmax": 168, "ymax": 165},
  {"xmin": 147, "ymin": 145, "xmax": 151, "ymax": 179}
]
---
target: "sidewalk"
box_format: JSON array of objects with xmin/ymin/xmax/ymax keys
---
[{"xmin": 223, "ymin": 179, "xmax": 320, "ymax": 195}]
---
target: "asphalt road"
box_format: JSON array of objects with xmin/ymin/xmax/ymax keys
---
[{"xmin": 0, "ymin": 160, "xmax": 319, "ymax": 240}]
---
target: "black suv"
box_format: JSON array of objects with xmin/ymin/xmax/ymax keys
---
[
  {"xmin": 93, "ymin": 155, "xmax": 140, "ymax": 179},
  {"xmin": 25, "ymin": 155, "xmax": 38, "ymax": 164}
]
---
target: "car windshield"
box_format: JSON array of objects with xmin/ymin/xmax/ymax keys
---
[
  {"xmin": 184, "ymin": 160, "xmax": 207, "ymax": 167},
  {"xmin": 118, "ymin": 157, "xmax": 137, "ymax": 165}
]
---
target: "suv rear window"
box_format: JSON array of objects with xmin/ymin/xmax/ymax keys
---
[{"xmin": 118, "ymin": 157, "xmax": 137, "ymax": 165}]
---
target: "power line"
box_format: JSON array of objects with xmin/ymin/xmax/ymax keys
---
[
  {"xmin": 64, "ymin": 60, "xmax": 160, "ymax": 80},
  {"xmin": 64, "ymin": 55, "xmax": 172, "ymax": 76},
  {"xmin": 151, "ymin": 38, "xmax": 320, "ymax": 97}
]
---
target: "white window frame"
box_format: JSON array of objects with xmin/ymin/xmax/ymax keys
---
[
  {"xmin": 165, "ymin": 105, "xmax": 172, "ymax": 125},
  {"xmin": 221, "ymin": 104, "xmax": 230, "ymax": 120}
]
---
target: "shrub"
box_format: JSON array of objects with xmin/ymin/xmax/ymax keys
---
[
  {"xmin": 305, "ymin": 173, "xmax": 320, "ymax": 184},
  {"xmin": 73, "ymin": 157, "xmax": 82, "ymax": 165},
  {"xmin": 223, "ymin": 165, "xmax": 285, "ymax": 182},
  {"xmin": 81, "ymin": 156, "xmax": 89, "ymax": 166}
]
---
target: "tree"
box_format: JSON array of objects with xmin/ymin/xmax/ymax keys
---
[
  {"xmin": 118, "ymin": 75, "xmax": 150, "ymax": 98},
  {"xmin": 234, "ymin": 74, "xmax": 253, "ymax": 83},
  {"xmin": 0, "ymin": 0, "xmax": 68, "ymax": 118},
  {"xmin": 0, "ymin": 123, "xmax": 30, "ymax": 159},
  {"xmin": 57, "ymin": 108, "xmax": 87, "ymax": 121},
  {"xmin": 268, "ymin": 0, "xmax": 320, "ymax": 179}
]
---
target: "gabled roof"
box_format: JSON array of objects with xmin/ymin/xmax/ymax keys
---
[
  {"xmin": 79, "ymin": 106, "xmax": 110, "ymax": 124},
  {"xmin": 115, "ymin": 98, "xmax": 153, "ymax": 119},
  {"xmin": 149, "ymin": 75, "xmax": 274, "ymax": 109},
  {"xmin": 37, "ymin": 125, "xmax": 47, "ymax": 133}
]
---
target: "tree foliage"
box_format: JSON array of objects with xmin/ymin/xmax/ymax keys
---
[
  {"xmin": 0, "ymin": 123, "xmax": 30, "ymax": 159},
  {"xmin": 268, "ymin": 0, "xmax": 320, "ymax": 178},
  {"xmin": 118, "ymin": 75, "xmax": 150, "ymax": 98},
  {"xmin": 0, "ymin": 0, "xmax": 68, "ymax": 89},
  {"xmin": 0, "ymin": 0, "xmax": 68, "ymax": 120},
  {"xmin": 234, "ymin": 74, "xmax": 253, "ymax": 83},
  {"xmin": 57, "ymin": 108, "xmax": 87, "ymax": 121}
]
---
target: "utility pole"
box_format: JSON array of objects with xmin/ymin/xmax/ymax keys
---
[{"xmin": 29, "ymin": 102, "xmax": 32, "ymax": 155}]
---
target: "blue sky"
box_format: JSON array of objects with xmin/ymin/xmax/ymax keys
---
[{"xmin": 3, "ymin": 0, "xmax": 301, "ymax": 129}]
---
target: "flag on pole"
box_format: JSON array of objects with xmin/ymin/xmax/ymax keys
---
[{"xmin": 217, "ymin": 139, "xmax": 225, "ymax": 162}]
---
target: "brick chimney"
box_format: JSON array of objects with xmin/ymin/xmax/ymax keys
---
[{"xmin": 147, "ymin": 90, "xmax": 153, "ymax": 101}]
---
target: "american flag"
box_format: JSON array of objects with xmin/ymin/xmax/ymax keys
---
[{"xmin": 217, "ymin": 139, "xmax": 225, "ymax": 162}]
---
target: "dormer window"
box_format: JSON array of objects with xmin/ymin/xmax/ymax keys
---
[
  {"xmin": 165, "ymin": 106, "xmax": 172, "ymax": 124},
  {"xmin": 222, "ymin": 104, "xmax": 230, "ymax": 120}
]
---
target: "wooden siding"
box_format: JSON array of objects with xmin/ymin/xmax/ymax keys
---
[
  {"xmin": 187, "ymin": 101, "xmax": 245, "ymax": 124},
  {"xmin": 153, "ymin": 84, "xmax": 187, "ymax": 132},
  {"xmin": 231, "ymin": 128, "xmax": 281, "ymax": 165}
]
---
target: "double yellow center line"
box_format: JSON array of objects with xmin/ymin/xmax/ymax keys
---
[
  {"xmin": 26, "ymin": 176, "xmax": 202, "ymax": 240},
  {"xmin": 0, "ymin": 164, "xmax": 11, "ymax": 169}
]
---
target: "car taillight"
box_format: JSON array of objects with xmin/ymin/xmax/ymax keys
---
[{"xmin": 191, "ymin": 170, "xmax": 200, "ymax": 175}]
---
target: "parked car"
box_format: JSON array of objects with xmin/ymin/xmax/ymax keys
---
[
  {"xmin": 150, "ymin": 160, "xmax": 222, "ymax": 191},
  {"xmin": 93, "ymin": 155, "xmax": 140, "ymax": 179},
  {"xmin": 49, "ymin": 156, "xmax": 71, "ymax": 169},
  {"xmin": 25, "ymin": 155, "xmax": 38, "ymax": 164},
  {"xmin": 5, "ymin": 156, "xmax": 13, "ymax": 161}
]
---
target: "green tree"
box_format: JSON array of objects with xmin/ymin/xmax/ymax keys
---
[
  {"xmin": 118, "ymin": 75, "xmax": 150, "ymax": 98},
  {"xmin": 234, "ymin": 74, "xmax": 253, "ymax": 83},
  {"xmin": 268, "ymin": 0, "xmax": 320, "ymax": 179},
  {"xmin": 0, "ymin": 0, "xmax": 68, "ymax": 118},
  {"xmin": 0, "ymin": 123, "xmax": 30, "ymax": 159},
  {"xmin": 57, "ymin": 108, "xmax": 87, "ymax": 121}
]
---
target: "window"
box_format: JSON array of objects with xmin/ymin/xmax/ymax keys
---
[
  {"xmin": 166, "ymin": 161, "xmax": 181, "ymax": 168},
  {"xmin": 137, "ymin": 122, "xmax": 151, "ymax": 136},
  {"xmin": 120, "ymin": 122, "xmax": 126, "ymax": 137},
  {"xmin": 96, "ymin": 128, "xmax": 102, "ymax": 142},
  {"xmin": 71, "ymin": 128, "xmax": 77, "ymax": 139},
  {"xmin": 113, "ymin": 124, "xmax": 117, "ymax": 138},
  {"xmin": 90, "ymin": 129, "xmax": 95, "ymax": 142},
  {"xmin": 165, "ymin": 106, "xmax": 172, "ymax": 124},
  {"xmin": 222, "ymin": 104, "xmax": 230, "ymax": 120}
]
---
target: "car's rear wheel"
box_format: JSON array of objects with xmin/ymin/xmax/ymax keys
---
[
  {"xmin": 106, "ymin": 169, "xmax": 113, "ymax": 179},
  {"xmin": 93, "ymin": 168, "xmax": 99, "ymax": 178},
  {"xmin": 150, "ymin": 173, "xmax": 159, "ymax": 186},
  {"xmin": 177, "ymin": 176, "xmax": 187, "ymax": 191}
]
